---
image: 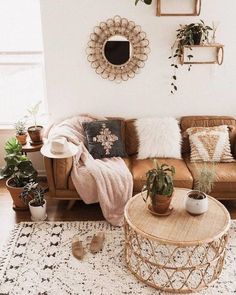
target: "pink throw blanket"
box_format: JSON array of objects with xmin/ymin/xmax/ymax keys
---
[{"xmin": 46, "ymin": 115, "xmax": 133, "ymax": 226}]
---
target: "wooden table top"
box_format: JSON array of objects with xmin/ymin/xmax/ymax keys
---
[
  {"xmin": 124, "ymin": 188, "xmax": 231, "ymax": 246},
  {"xmin": 21, "ymin": 141, "xmax": 43, "ymax": 153}
]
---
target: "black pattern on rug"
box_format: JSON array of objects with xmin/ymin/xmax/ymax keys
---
[{"xmin": 0, "ymin": 221, "xmax": 236, "ymax": 295}]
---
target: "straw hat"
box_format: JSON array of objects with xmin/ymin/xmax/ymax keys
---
[{"xmin": 41, "ymin": 137, "xmax": 78, "ymax": 159}]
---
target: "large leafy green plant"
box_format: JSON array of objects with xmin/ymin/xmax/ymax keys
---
[
  {"xmin": 169, "ymin": 20, "xmax": 213, "ymax": 94},
  {"xmin": 21, "ymin": 182, "xmax": 46, "ymax": 207},
  {"xmin": 142, "ymin": 160, "xmax": 175, "ymax": 202},
  {"xmin": 0, "ymin": 138, "xmax": 37, "ymax": 187}
]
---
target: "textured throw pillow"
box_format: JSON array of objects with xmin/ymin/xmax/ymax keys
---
[
  {"xmin": 82, "ymin": 120, "xmax": 126, "ymax": 159},
  {"xmin": 135, "ymin": 117, "xmax": 182, "ymax": 159},
  {"xmin": 186, "ymin": 125, "xmax": 234, "ymax": 162}
]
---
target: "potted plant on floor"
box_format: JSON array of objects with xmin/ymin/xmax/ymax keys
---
[
  {"xmin": 142, "ymin": 160, "xmax": 175, "ymax": 215},
  {"xmin": 0, "ymin": 137, "xmax": 38, "ymax": 210},
  {"xmin": 185, "ymin": 163, "xmax": 215, "ymax": 215},
  {"xmin": 169, "ymin": 20, "xmax": 213, "ymax": 94},
  {"xmin": 14, "ymin": 120, "xmax": 27, "ymax": 145},
  {"xmin": 21, "ymin": 182, "xmax": 47, "ymax": 221},
  {"xmin": 26, "ymin": 101, "xmax": 44, "ymax": 145}
]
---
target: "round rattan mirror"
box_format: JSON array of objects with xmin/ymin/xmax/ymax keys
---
[{"xmin": 86, "ymin": 15, "xmax": 150, "ymax": 82}]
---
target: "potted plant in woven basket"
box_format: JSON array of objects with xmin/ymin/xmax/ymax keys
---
[
  {"xmin": 185, "ymin": 163, "xmax": 215, "ymax": 215},
  {"xmin": 142, "ymin": 160, "xmax": 175, "ymax": 215},
  {"xmin": 0, "ymin": 138, "xmax": 38, "ymax": 210},
  {"xmin": 25, "ymin": 101, "xmax": 44, "ymax": 145},
  {"xmin": 15, "ymin": 120, "xmax": 27, "ymax": 145},
  {"xmin": 21, "ymin": 182, "xmax": 47, "ymax": 221}
]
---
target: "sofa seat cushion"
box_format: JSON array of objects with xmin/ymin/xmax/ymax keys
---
[
  {"xmin": 185, "ymin": 157, "xmax": 236, "ymax": 193},
  {"xmin": 131, "ymin": 157, "xmax": 193, "ymax": 192}
]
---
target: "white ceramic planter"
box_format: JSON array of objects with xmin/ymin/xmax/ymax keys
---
[
  {"xmin": 185, "ymin": 191, "xmax": 208, "ymax": 215},
  {"xmin": 29, "ymin": 200, "xmax": 47, "ymax": 221}
]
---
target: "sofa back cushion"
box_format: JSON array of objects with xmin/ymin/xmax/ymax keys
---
[
  {"xmin": 180, "ymin": 116, "xmax": 236, "ymax": 155},
  {"xmin": 125, "ymin": 119, "xmax": 139, "ymax": 156}
]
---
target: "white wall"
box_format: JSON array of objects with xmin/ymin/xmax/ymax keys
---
[{"xmin": 40, "ymin": 0, "xmax": 236, "ymax": 121}]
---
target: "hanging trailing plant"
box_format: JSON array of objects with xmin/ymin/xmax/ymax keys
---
[{"xmin": 169, "ymin": 20, "xmax": 213, "ymax": 94}]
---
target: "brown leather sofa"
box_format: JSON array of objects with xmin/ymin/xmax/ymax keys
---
[{"xmin": 44, "ymin": 116, "xmax": 236, "ymax": 201}]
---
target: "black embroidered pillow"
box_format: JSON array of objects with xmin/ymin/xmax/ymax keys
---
[{"xmin": 82, "ymin": 120, "xmax": 127, "ymax": 159}]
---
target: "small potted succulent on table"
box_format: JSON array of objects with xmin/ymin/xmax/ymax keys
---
[
  {"xmin": 185, "ymin": 164, "xmax": 215, "ymax": 215},
  {"xmin": 0, "ymin": 138, "xmax": 38, "ymax": 210},
  {"xmin": 25, "ymin": 101, "xmax": 44, "ymax": 145},
  {"xmin": 21, "ymin": 182, "xmax": 47, "ymax": 221},
  {"xmin": 15, "ymin": 120, "xmax": 27, "ymax": 145},
  {"xmin": 142, "ymin": 160, "xmax": 175, "ymax": 215}
]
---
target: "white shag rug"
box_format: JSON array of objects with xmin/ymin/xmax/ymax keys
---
[{"xmin": 0, "ymin": 221, "xmax": 236, "ymax": 295}]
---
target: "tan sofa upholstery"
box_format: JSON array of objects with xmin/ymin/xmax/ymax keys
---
[{"xmin": 44, "ymin": 116, "xmax": 236, "ymax": 200}]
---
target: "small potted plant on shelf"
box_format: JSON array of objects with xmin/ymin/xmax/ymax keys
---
[
  {"xmin": 25, "ymin": 101, "xmax": 43, "ymax": 145},
  {"xmin": 14, "ymin": 120, "xmax": 27, "ymax": 145},
  {"xmin": 0, "ymin": 138, "xmax": 38, "ymax": 210},
  {"xmin": 169, "ymin": 20, "xmax": 213, "ymax": 94},
  {"xmin": 185, "ymin": 163, "xmax": 215, "ymax": 215},
  {"xmin": 142, "ymin": 160, "xmax": 175, "ymax": 215},
  {"xmin": 21, "ymin": 182, "xmax": 47, "ymax": 221}
]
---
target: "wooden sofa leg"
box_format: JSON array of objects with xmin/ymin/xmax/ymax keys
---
[{"xmin": 67, "ymin": 200, "xmax": 77, "ymax": 210}]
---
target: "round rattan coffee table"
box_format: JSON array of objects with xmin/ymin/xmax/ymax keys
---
[{"xmin": 124, "ymin": 188, "xmax": 230, "ymax": 293}]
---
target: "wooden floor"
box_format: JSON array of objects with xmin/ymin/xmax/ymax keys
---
[
  {"xmin": 1, "ymin": 179, "xmax": 236, "ymax": 249},
  {"xmin": 0, "ymin": 179, "xmax": 104, "ymax": 249}
]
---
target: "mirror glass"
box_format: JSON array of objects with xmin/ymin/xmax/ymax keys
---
[{"xmin": 104, "ymin": 35, "xmax": 132, "ymax": 66}]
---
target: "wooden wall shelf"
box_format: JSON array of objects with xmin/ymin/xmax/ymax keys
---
[
  {"xmin": 180, "ymin": 44, "xmax": 224, "ymax": 65},
  {"xmin": 157, "ymin": 0, "xmax": 201, "ymax": 16}
]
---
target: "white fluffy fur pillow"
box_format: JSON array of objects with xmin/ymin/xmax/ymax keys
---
[{"xmin": 135, "ymin": 117, "xmax": 182, "ymax": 159}]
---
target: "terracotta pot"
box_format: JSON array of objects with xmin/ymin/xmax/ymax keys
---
[
  {"xmin": 28, "ymin": 126, "xmax": 43, "ymax": 144},
  {"xmin": 185, "ymin": 190, "xmax": 208, "ymax": 215},
  {"xmin": 6, "ymin": 178, "xmax": 28, "ymax": 211},
  {"xmin": 151, "ymin": 194, "xmax": 172, "ymax": 214},
  {"xmin": 29, "ymin": 199, "xmax": 47, "ymax": 221},
  {"xmin": 16, "ymin": 134, "xmax": 27, "ymax": 145}
]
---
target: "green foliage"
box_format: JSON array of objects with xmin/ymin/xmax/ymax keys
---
[
  {"xmin": 169, "ymin": 20, "xmax": 213, "ymax": 94},
  {"xmin": 194, "ymin": 163, "xmax": 215, "ymax": 194},
  {"xmin": 0, "ymin": 138, "xmax": 37, "ymax": 187},
  {"xmin": 135, "ymin": 0, "xmax": 152, "ymax": 5},
  {"xmin": 14, "ymin": 120, "xmax": 27, "ymax": 135},
  {"xmin": 143, "ymin": 160, "xmax": 175, "ymax": 201},
  {"xmin": 21, "ymin": 182, "xmax": 46, "ymax": 207},
  {"xmin": 25, "ymin": 101, "xmax": 42, "ymax": 129}
]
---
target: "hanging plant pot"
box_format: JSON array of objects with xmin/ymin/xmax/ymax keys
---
[
  {"xmin": 185, "ymin": 190, "xmax": 208, "ymax": 215},
  {"xmin": 28, "ymin": 125, "xmax": 43, "ymax": 145},
  {"xmin": 29, "ymin": 199, "xmax": 47, "ymax": 221},
  {"xmin": 192, "ymin": 31, "xmax": 202, "ymax": 45}
]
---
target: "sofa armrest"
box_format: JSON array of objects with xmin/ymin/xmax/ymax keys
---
[
  {"xmin": 44, "ymin": 157, "xmax": 73, "ymax": 196},
  {"xmin": 44, "ymin": 157, "xmax": 56, "ymax": 197}
]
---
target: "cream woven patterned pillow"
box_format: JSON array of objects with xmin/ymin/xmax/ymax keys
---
[{"xmin": 186, "ymin": 125, "xmax": 234, "ymax": 162}]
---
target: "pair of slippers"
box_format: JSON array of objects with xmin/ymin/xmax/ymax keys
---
[{"xmin": 72, "ymin": 232, "xmax": 105, "ymax": 260}]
